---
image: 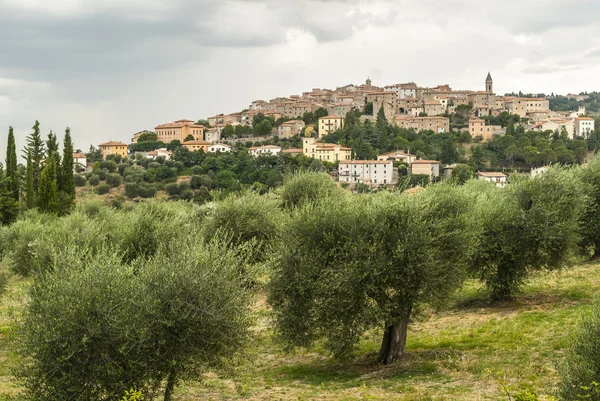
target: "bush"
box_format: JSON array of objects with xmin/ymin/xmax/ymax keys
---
[
  {"xmin": 190, "ymin": 166, "xmax": 204, "ymax": 175},
  {"xmin": 105, "ymin": 173, "xmax": 122, "ymax": 188},
  {"xmin": 280, "ymin": 172, "xmax": 342, "ymax": 210},
  {"xmin": 74, "ymin": 174, "xmax": 86, "ymax": 187},
  {"xmin": 137, "ymin": 184, "xmax": 157, "ymax": 199},
  {"xmin": 180, "ymin": 189, "xmax": 194, "ymax": 201},
  {"xmin": 165, "ymin": 182, "xmax": 181, "ymax": 196},
  {"xmin": 95, "ymin": 183, "xmax": 110, "ymax": 195},
  {"xmin": 203, "ymin": 192, "xmax": 282, "ymax": 265},
  {"xmin": 88, "ymin": 175, "xmax": 100, "ymax": 187},
  {"xmin": 100, "ymin": 160, "xmax": 118, "ymax": 173},
  {"xmin": 96, "ymin": 169, "xmax": 107, "ymax": 180},
  {"xmin": 125, "ymin": 183, "xmax": 139, "ymax": 199},
  {"xmin": 110, "ymin": 199, "xmax": 122, "ymax": 209},
  {"xmin": 560, "ymin": 303, "xmax": 600, "ymax": 400},
  {"xmin": 16, "ymin": 238, "xmax": 252, "ymax": 401}
]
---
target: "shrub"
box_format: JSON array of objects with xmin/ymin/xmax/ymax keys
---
[
  {"xmin": 110, "ymin": 199, "xmax": 122, "ymax": 209},
  {"xmin": 16, "ymin": 239, "xmax": 252, "ymax": 401},
  {"xmin": 180, "ymin": 189, "xmax": 193, "ymax": 201},
  {"xmin": 137, "ymin": 184, "xmax": 157, "ymax": 199},
  {"xmin": 125, "ymin": 183, "xmax": 139, "ymax": 199},
  {"xmin": 74, "ymin": 174, "xmax": 87, "ymax": 187},
  {"xmin": 95, "ymin": 183, "xmax": 110, "ymax": 195},
  {"xmin": 100, "ymin": 160, "xmax": 118, "ymax": 173},
  {"xmin": 203, "ymin": 192, "xmax": 282, "ymax": 264},
  {"xmin": 190, "ymin": 166, "xmax": 204, "ymax": 175},
  {"xmin": 280, "ymin": 172, "xmax": 342, "ymax": 210},
  {"xmin": 96, "ymin": 169, "xmax": 107, "ymax": 180},
  {"xmin": 560, "ymin": 303, "xmax": 600, "ymax": 400},
  {"xmin": 106, "ymin": 174, "xmax": 122, "ymax": 188},
  {"xmin": 88, "ymin": 175, "xmax": 100, "ymax": 187},
  {"xmin": 165, "ymin": 182, "xmax": 181, "ymax": 196}
]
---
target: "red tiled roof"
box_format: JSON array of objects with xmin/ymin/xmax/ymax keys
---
[{"xmin": 99, "ymin": 141, "xmax": 127, "ymax": 147}]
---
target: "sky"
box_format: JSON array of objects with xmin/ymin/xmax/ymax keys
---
[{"xmin": 1, "ymin": 0, "xmax": 600, "ymax": 159}]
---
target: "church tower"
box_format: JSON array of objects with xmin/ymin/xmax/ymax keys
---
[
  {"xmin": 366, "ymin": 77, "xmax": 372, "ymax": 86},
  {"xmin": 485, "ymin": 72, "xmax": 493, "ymax": 93}
]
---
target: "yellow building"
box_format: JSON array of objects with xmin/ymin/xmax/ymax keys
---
[
  {"xmin": 303, "ymin": 137, "xmax": 351, "ymax": 162},
  {"xmin": 155, "ymin": 119, "xmax": 206, "ymax": 143},
  {"xmin": 182, "ymin": 140, "xmax": 212, "ymax": 152},
  {"xmin": 318, "ymin": 116, "xmax": 345, "ymax": 138},
  {"xmin": 99, "ymin": 141, "xmax": 128, "ymax": 159}
]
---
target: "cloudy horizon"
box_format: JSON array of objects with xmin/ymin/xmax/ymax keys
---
[{"xmin": 1, "ymin": 0, "xmax": 599, "ymax": 160}]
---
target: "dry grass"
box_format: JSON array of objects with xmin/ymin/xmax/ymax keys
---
[{"xmin": 2, "ymin": 262, "xmax": 600, "ymax": 400}]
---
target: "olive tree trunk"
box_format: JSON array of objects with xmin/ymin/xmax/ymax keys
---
[
  {"xmin": 163, "ymin": 368, "xmax": 178, "ymax": 401},
  {"xmin": 378, "ymin": 311, "xmax": 411, "ymax": 365}
]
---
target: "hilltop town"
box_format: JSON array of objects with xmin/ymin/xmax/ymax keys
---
[{"xmin": 85, "ymin": 73, "xmax": 597, "ymax": 192}]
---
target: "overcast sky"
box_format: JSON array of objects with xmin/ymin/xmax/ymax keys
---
[{"xmin": 1, "ymin": 0, "xmax": 599, "ymax": 159}]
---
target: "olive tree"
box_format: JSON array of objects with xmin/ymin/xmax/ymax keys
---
[
  {"xmin": 470, "ymin": 168, "xmax": 584, "ymax": 301},
  {"xmin": 17, "ymin": 236, "xmax": 252, "ymax": 401},
  {"xmin": 279, "ymin": 171, "xmax": 343, "ymax": 210},
  {"xmin": 579, "ymin": 158, "xmax": 600, "ymax": 257},
  {"xmin": 269, "ymin": 184, "xmax": 476, "ymax": 364}
]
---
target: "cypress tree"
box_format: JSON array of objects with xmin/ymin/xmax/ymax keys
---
[
  {"xmin": 25, "ymin": 151, "xmax": 35, "ymax": 209},
  {"xmin": 46, "ymin": 131, "xmax": 62, "ymax": 192},
  {"xmin": 61, "ymin": 128, "xmax": 75, "ymax": 212},
  {"xmin": 0, "ymin": 164, "xmax": 19, "ymax": 225},
  {"xmin": 6, "ymin": 126, "xmax": 18, "ymax": 201},
  {"xmin": 23, "ymin": 120, "xmax": 45, "ymax": 201},
  {"xmin": 38, "ymin": 154, "xmax": 58, "ymax": 215}
]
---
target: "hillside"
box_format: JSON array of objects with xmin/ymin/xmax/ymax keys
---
[{"xmin": 2, "ymin": 260, "xmax": 598, "ymax": 400}]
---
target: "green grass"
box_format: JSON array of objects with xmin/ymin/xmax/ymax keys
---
[{"xmin": 2, "ymin": 262, "xmax": 600, "ymax": 400}]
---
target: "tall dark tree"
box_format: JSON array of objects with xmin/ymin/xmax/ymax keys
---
[
  {"xmin": 23, "ymin": 121, "xmax": 46, "ymax": 199},
  {"xmin": 60, "ymin": 128, "xmax": 76, "ymax": 213},
  {"xmin": 0, "ymin": 164, "xmax": 19, "ymax": 225},
  {"xmin": 46, "ymin": 131, "xmax": 62, "ymax": 192},
  {"xmin": 6, "ymin": 126, "xmax": 19, "ymax": 201},
  {"xmin": 25, "ymin": 151, "xmax": 35, "ymax": 209},
  {"xmin": 38, "ymin": 153, "xmax": 59, "ymax": 215},
  {"xmin": 375, "ymin": 106, "xmax": 391, "ymax": 151}
]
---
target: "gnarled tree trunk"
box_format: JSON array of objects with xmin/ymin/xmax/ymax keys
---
[
  {"xmin": 163, "ymin": 368, "xmax": 178, "ymax": 401},
  {"xmin": 378, "ymin": 310, "xmax": 411, "ymax": 365}
]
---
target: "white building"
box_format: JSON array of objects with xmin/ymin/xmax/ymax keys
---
[
  {"xmin": 477, "ymin": 172, "xmax": 507, "ymax": 187},
  {"xmin": 377, "ymin": 150, "xmax": 417, "ymax": 164},
  {"xmin": 73, "ymin": 152, "xmax": 87, "ymax": 172},
  {"xmin": 147, "ymin": 148, "xmax": 172, "ymax": 160},
  {"xmin": 531, "ymin": 166, "xmax": 549, "ymax": 178},
  {"xmin": 208, "ymin": 143, "xmax": 232, "ymax": 153},
  {"xmin": 338, "ymin": 160, "xmax": 396, "ymax": 186},
  {"xmin": 248, "ymin": 145, "xmax": 282, "ymax": 157},
  {"xmin": 204, "ymin": 128, "xmax": 221, "ymax": 143},
  {"xmin": 384, "ymin": 83, "xmax": 418, "ymax": 100},
  {"xmin": 575, "ymin": 117, "xmax": 595, "ymax": 138}
]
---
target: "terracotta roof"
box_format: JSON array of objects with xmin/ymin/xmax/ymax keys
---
[
  {"xmin": 155, "ymin": 121, "xmax": 206, "ymax": 129},
  {"xmin": 73, "ymin": 153, "xmax": 86, "ymax": 158},
  {"xmin": 99, "ymin": 141, "xmax": 127, "ymax": 147},
  {"xmin": 318, "ymin": 116, "xmax": 345, "ymax": 120},
  {"xmin": 577, "ymin": 117, "xmax": 595, "ymax": 121},
  {"xmin": 344, "ymin": 160, "xmax": 393, "ymax": 165},
  {"xmin": 478, "ymin": 172, "xmax": 507, "ymax": 178},
  {"xmin": 183, "ymin": 140, "xmax": 212, "ymax": 145},
  {"xmin": 412, "ymin": 160, "xmax": 441, "ymax": 164},
  {"xmin": 282, "ymin": 148, "xmax": 303, "ymax": 153},
  {"xmin": 379, "ymin": 151, "xmax": 411, "ymax": 157}
]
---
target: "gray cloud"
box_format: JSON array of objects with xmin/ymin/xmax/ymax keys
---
[{"xmin": 1, "ymin": 0, "xmax": 599, "ymax": 159}]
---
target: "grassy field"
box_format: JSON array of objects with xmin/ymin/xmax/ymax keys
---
[{"xmin": 1, "ymin": 261, "xmax": 599, "ymax": 400}]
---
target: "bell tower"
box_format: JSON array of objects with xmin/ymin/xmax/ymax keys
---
[{"xmin": 485, "ymin": 72, "xmax": 493, "ymax": 93}]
